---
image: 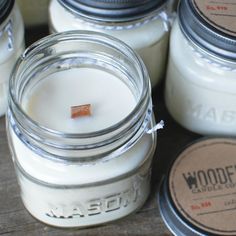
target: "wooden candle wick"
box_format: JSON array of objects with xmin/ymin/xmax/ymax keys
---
[{"xmin": 71, "ymin": 104, "xmax": 92, "ymax": 119}]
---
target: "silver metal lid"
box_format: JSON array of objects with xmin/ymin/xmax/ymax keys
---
[
  {"xmin": 58, "ymin": 0, "xmax": 167, "ymax": 22},
  {"xmin": 0, "ymin": 0, "xmax": 14, "ymax": 25},
  {"xmin": 158, "ymin": 138, "xmax": 236, "ymax": 236},
  {"xmin": 159, "ymin": 181, "xmax": 205, "ymax": 236},
  {"xmin": 179, "ymin": 0, "xmax": 236, "ymax": 60}
]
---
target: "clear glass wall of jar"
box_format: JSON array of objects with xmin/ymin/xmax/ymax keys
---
[
  {"xmin": 165, "ymin": 0, "xmax": 236, "ymax": 136},
  {"xmin": 49, "ymin": 0, "xmax": 173, "ymax": 88},
  {"xmin": 0, "ymin": 0, "xmax": 24, "ymax": 117},
  {"xmin": 7, "ymin": 31, "xmax": 157, "ymax": 227}
]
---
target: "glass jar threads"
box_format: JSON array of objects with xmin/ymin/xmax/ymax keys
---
[
  {"xmin": 7, "ymin": 31, "xmax": 158, "ymax": 227},
  {"xmin": 0, "ymin": 0, "xmax": 24, "ymax": 117},
  {"xmin": 49, "ymin": 0, "xmax": 173, "ymax": 88},
  {"xmin": 165, "ymin": 0, "xmax": 236, "ymax": 136}
]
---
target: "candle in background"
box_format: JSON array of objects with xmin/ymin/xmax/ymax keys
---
[
  {"xmin": 165, "ymin": 0, "xmax": 236, "ymax": 136},
  {"xmin": 7, "ymin": 31, "xmax": 158, "ymax": 227},
  {"xmin": 49, "ymin": 0, "xmax": 174, "ymax": 88},
  {"xmin": 0, "ymin": 0, "xmax": 24, "ymax": 117},
  {"xmin": 23, "ymin": 68, "xmax": 136, "ymax": 133}
]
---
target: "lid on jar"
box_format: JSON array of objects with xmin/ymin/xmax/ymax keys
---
[
  {"xmin": 179, "ymin": 0, "xmax": 236, "ymax": 60},
  {"xmin": 0, "ymin": 0, "xmax": 14, "ymax": 25},
  {"xmin": 58, "ymin": 0, "xmax": 167, "ymax": 22},
  {"xmin": 158, "ymin": 138, "xmax": 236, "ymax": 235}
]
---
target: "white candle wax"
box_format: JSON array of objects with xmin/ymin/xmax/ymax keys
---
[{"xmin": 23, "ymin": 68, "xmax": 136, "ymax": 133}]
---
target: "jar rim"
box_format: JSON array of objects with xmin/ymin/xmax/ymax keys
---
[{"xmin": 9, "ymin": 30, "xmax": 152, "ymax": 156}]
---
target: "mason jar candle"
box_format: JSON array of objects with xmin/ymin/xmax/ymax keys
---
[
  {"xmin": 49, "ymin": 0, "xmax": 173, "ymax": 88},
  {"xmin": 0, "ymin": 0, "xmax": 24, "ymax": 117},
  {"xmin": 7, "ymin": 31, "xmax": 159, "ymax": 228},
  {"xmin": 165, "ymin": 0, "xmax": 236, "ymax": 136}
]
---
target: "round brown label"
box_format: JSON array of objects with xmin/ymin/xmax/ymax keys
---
[
  {"xmin": 193, "ymin": 0, "xmax": 236, "ymax": 37},
  {"xmin": 169, "ymin": 138, "xmax": 236, "ymax": 235}
]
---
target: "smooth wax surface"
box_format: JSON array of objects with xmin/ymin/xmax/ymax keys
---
[{"xmin": 23, "ymin": 68, "xmax": 136, "ymax": 133}]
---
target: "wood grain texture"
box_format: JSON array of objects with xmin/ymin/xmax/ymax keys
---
[{"xmin": 0, "ymin": 26, "xmax": 201, "ymax": 236}]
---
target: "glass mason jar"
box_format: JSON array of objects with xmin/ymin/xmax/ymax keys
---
[
  {"xmin": 7, "ymin": 31, "xmax": 158, "ymax": 228},
  {"xmin": 49, "ymin": 0, "xmax": 174, "ymax": 88},
  {"xmin": 0, "ymin": 0, "xmax": 24, "ymax": 117},
  {"xmin": 165, "ymin": 0, "xmax": 236, "ymax": 136}
]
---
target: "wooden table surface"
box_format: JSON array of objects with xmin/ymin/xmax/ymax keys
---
[{"xmin": 0, "ymin": 26, "xmax": 200, "ymax": 236}]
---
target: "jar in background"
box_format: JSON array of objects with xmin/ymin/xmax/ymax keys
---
[
  {"xmin": 7, "ymin": 31, "xmax": 158, "ymax": 227},
  {"xmin": 0, "ymin": 0, "xmax": 24, "ymax": 117},
  {"xmin": 49, "ymin": 0, "xmax": 173, "ymax": 88},
  {"xmin": 165, "ymin": 0, "xmax": 236, "ymax": 136}
]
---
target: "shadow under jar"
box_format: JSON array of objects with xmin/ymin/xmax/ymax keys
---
[
  {"xmin": 6, "ymin": 31, "xmax": 157, "ymax": 228},
  {"xmin": 0, "ymin": 0, "xmax": 24, "ymax": 117},
  {"xmin": 165, "ymin": 0, "xmax": 236, "ymax": 136},
  {"xmin": 49, "ymin": 0, "xmax": 173, "ymax": 88}
]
